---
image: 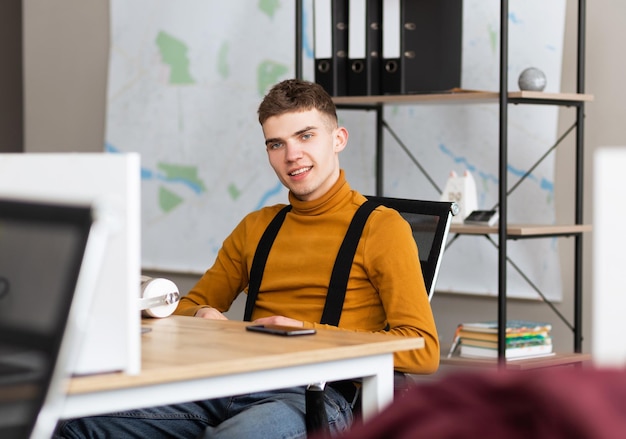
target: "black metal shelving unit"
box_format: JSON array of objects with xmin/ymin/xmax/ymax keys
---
[{"xmin": 295, "ymin": 0, "xmax": 591, "ymax": 362}]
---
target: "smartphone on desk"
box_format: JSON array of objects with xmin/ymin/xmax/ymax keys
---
[{"xmin": 246, "ymin": 324, "xmax": 316, "ymax": 336}]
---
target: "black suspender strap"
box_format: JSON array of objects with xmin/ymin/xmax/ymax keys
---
[
  {"xmin": 244, "ymin": 205, "xmax": 292, "ymax": 321},
  {"xmin": 320, "ymin": 200, "xmax": 378, "ymax": 325},
  {"xmin": 244, "ymin": 200, "xmax": 379, "ymax": 325}
]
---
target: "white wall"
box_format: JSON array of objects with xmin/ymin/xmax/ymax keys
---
[{"xmin": 23, "ymin": 0, "xmax": 109, "ymax": 152}]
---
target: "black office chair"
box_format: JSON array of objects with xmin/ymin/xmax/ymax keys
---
[
  {"xmin": 306, "ymin": 196, "xmax": 458, "ymax": 436},
  {"xmin": 365, "ymin": 196, "xmax": 458, "ymax": 301}
]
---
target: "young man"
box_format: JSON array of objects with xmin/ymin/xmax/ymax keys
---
[{"xmin": 56, "ymin": 79, "xmax": 439, "ymax": 438}]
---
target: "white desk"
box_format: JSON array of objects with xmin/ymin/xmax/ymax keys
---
[{"xmin": 62, "ymin": 316, "xmax": 424, "ymax": 421}]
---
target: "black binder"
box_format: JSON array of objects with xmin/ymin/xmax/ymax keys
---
[
  {"xmin": 348, "ymin": 0, "xmax": 383, "ymax": 96},
  {"xmin": 314, "ymin": 0, "xmax": 349, "ymax": 96},
  {"xmin": 381, "ymin": 0, "xmax": 462, "ymax": 95}
]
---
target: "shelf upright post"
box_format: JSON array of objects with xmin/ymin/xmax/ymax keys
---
[
  {"xmin": 573, "ymin": 0, "xmax": 586, "ymax": 353},
  {"xmin": 497, "ymin": 0, "xmax": 509, "ymax": 364},
  {"xmin": 376, "ymin": 105, "xmax": 384, "ymax": 196},
  {"xmin": 295, "ymin": 0, "xmax": 303, "ymax": 80}
]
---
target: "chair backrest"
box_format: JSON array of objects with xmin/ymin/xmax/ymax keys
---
[{"xmin": 366, "ymin": 196, "xmax": 458, "ymax": 301}]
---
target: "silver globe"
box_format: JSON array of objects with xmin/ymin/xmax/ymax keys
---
[{"xmin": 518, "ymin": 67, "xmax": 547, "ymax": 91}]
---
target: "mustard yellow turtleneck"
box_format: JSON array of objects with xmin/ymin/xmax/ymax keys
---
[{"xmin": 175, "ymin": 170, "xmax": 439, "ymax": 374}]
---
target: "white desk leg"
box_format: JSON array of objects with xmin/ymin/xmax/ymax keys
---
[{"xmin": 359, "ymin": 354, "xmax": 395, "ymax": 421}]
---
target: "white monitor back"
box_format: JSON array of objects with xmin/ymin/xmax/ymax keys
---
[
  {"xmin": 0, "ymin": 153, "xmax": 141, "ymax": 375},
  {"xmin": 592, "ymin": 146, "xmax": 626, "ymax": 367}
]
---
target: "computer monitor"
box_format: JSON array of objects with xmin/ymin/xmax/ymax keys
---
[
  {"xmin": 593, "ymin": 146, "xmax": 626, "ymax": 367},
  {"xmin": 0, "ymin": 153, "xmax": 141, "ymax": 375}
]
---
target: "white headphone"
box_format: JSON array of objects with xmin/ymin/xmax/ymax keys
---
[{"xmin": 139, "ymin": 275, "xmax": 180, "ymax": 318}]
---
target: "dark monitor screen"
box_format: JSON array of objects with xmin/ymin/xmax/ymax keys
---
[{"xmin": 0, "ymin": 199, "xmax": 93, "ymax": 439}]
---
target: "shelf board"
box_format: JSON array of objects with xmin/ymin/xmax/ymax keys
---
[
  {"xmin": 508, "ymin": 90, "xmax": 594, "ymax": 102},
  {"xmin": 449, "ymin": 223, "xmax": 592, "ymax": 237},
  {"xmin": 333, "ymin": 90, "xmax": 498, "ymax": 105},
  {"xmin": 332, "ymin": 89, "xmax": 593, "ymax": 106},
  {"xmin": 440, "ymin": 352, "xmax": 592, "ymax": 370}
]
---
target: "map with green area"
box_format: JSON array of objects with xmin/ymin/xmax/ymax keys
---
[
  {"xmin": 157, "ymin": 163, "xmax": 206, "ymax": 194},
  {"xmin": 107, "ymin": 0, "xmax": 566, "ymax": 301},
  {"xmin": 156, "ymin": 31, "xmax": 195, "ymax": 85}
]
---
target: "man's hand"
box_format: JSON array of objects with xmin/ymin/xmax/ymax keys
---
[
  {"xmin": 194, "ymin": 307, "xmax": 228, "ymax": 320},
  {"xmin": 253, "ymin": 315, "xmax": 303, "ymax": 327}
]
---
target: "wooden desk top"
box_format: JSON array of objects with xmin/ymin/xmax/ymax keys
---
[{"xmin": 67, "ymin": 316, "xmax": 423, "ymax": 395}]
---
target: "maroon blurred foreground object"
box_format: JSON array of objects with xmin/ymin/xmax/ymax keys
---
[{"xmin": 333, "ymin": 368, "xmax": 626, "ymax": 439}]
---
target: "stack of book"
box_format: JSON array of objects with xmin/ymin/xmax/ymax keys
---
[{"xmin": 448, "ymin": 320, "xmax": 554, "ymax": 360}]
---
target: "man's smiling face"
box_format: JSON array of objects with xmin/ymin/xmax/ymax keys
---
[{"xmin": 263, "ymin": 108, "xmax": 348, "ymax": 201}]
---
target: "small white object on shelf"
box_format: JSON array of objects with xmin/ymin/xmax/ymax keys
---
[
  {"xmin": 440, "ymin": 170, "xmax": 478, "ymax": 224},
  {"xmin": 518, "ymin": 67, "xmax": 547, "ymax": 91}
]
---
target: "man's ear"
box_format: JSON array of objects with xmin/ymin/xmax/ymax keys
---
[{"xmin": 334, "ymin": 126, "xmax": 348, "ymax": 152}]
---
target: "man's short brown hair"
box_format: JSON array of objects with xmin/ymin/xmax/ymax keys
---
[{"xmin": 258, "ymin": 79, "xmax": 338, "ymax": 126}]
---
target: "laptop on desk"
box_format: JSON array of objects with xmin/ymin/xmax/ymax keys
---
[{"xmin": 0, "ymin": 197, "xmax": 107, "ymax": 439}]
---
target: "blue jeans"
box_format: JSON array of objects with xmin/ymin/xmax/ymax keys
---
[{"xmin": 55, "ymin": 386, "xmax": 353, "ymax": 439}]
